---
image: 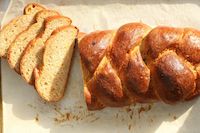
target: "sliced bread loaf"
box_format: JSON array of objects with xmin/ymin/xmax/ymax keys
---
[
  {"xmin": 20, "ymin": 16, "xmax": 72, "ymax": 84},
  {"xmin": 34, "ymin": 26, "xmax": 78, "ymax": 102},
  {"xmin": 0, "ymin": 3, "xmax": 45, "ymax": 57},
  {"xmin": 7, "ymin": 10, "xmax": 60, "ymax": 73}
]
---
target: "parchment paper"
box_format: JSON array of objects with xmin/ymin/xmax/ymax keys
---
[{"xmin": 2, "ymin": 0, "xmax": 200, "ymax": 133}]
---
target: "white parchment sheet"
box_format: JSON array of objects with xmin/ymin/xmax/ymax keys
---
[{"xmin": 2, "ymin": 0, "xmax": 200, "ymax": 133}]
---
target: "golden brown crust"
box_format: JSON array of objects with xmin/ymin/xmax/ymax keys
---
[
  {"xmin": 45, "ymin": 15, "xmax": 72, "ymax": 26},
  {"xmin": 35, "ymin": 10, "xmax": 60, "ymax": 22},
  {"xmin": 51, "ymin": 25, "xmax": 78, "ymax": 35},
  {"xmin": 141, "ymin": 27, "xmax": 183, "ymax": 60},
  {"xmin": 109, "ymin": 23, "xmax": 151, "ymax": 71},
  {"xmin": 125, "ymin": 47, "xmax": 150, "ymax": 95},
  {"xmin": 178, "ymin": 28, "xmax": 200, "ymax": 63},
  {"xmin": 87, "ymin": 57, "xmax": 131, "ymax": 107},
  {"xmin": 79, "ymin": 30, "xmax": 114, "ymax": 74},
  {"xmin": 79, "ymin": 50, "xmax": 104, "ymax": 110},
  {"xmin": 79, "ymin": 23, "xmax": 200, "ymax": 110},
  {"xmin": 84, "ymin": 86, "xmax": 105, "ymax": 110},
  {"xmin": 153, "ymin": 51, "xmax": 196, "ymax": 103},
  {"xmin": 24, "ymin": 3, "xmax": 46, "ymax": 15}
]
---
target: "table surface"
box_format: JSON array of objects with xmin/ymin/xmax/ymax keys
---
[
  {"xmin": 0, "ymin": 1, "xmax": 10, "ymax": 132},
  {"xmin": 0, "ymin": 0, "xmax": 9, "ymax": 22},
  {"xmin": 2, "ymin": 1, "xmax": 200, "ymax": 133}
]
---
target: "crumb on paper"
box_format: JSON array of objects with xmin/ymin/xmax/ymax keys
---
[
  {"xmin": 89, "ymin": 117, "xmax": 100, "ymax": 123},
  {"xmin": 54, "ymin": 106, "xmax": 65, "ymax": 116},
  {"xmin": 27, "ymin": 104, "xmax": 36, "ymax": 109},
  {"xmin": 138, "ymin": 107, "xmax": 146, "ymax": 114},
  {"xmin": 173, "ymin": 116, "xmax": 177, "ymax": 120},
  {"xmin": 85, "ymin": 112, "xmax": 95, "ymax": 117},
  {"xmin": 115, "ymin": 113, "xmax": 119, "ymax": 119},
  {"xmin": 128, "ymin": 124, "xmax": 132, "ymax": 130},
  {"xmin": 78, "ymin": 105, "xmax": 83, "ymax": 109},
  {"xmin": 54, "ymin": 113, "xmax": 72, "ymax": 123},
  {"xmin": 138, "ymin": 104, "xmax": 152, "ymax": 114},
  {"xmin": 168, "ymin": 113, "xmax": 177, "ymax": 120},
  {"xmin": 147, "ymin": 104, "xmax": 152, "ymax": 110},
  {"xmin": 126, "ymin": 106, "xmax": 132, "ymax": 113},
  {"xmin": 43, "ymin": 101, "xmax": 47, "ymax": 104},
  {"xmin": 54, "ymin": 108, "xmax": 100, "ymax": 124},
  {"xmin": 129, "ymin": 111, "xmax": 134, "ymax": 120},
  {"xmin": 124, "ymin": 105, "xmax": 136, "ymax": 120},
  {"xmin": 54, "ymin": 105, "xmax": 61, "ymax": 112},
  {"xmin": 35, "ymin": 114, "xmax": 39, "ymax": 122}
]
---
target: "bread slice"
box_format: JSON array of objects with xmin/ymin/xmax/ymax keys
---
[
  {"xmin": 0, "ymin": 3, "xmax": 45, "ymax": 57},
  {"xmin": 20, "ymin": 16, "xmax": 72, "ymax": 84},
  {"xmin": 34, "ymin": 26, "xmax": 78, "ymax": 102},
  {"xmin": 7, "ymin": 10, "xmax": 60, "ymax": 73},
  {"xmin": 24, "ymin": 3, "xmax": 46, "ymax": 15}
]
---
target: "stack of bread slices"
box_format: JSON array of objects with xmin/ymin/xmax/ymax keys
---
[{"xmin": 0, "ymin": 3, "xmax": 78, "ymax": 102}]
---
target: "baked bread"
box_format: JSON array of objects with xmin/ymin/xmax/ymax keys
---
[
  {"xmin": 20, "ymin": 16, "xmax": 72, "ymax": 84},
  {"xmin": 0, "ymin": 3, "xmax": 45, "ymax": 57},
  {"xmin": 34, "ymin": 26, "xmax": 78, "ymax": 102},
  {"xmin": 78, "ymin": 23, "xmax": 200, "ymax": 110},
  {"xmin": 7, "ymin": 10, "xmax": 60, "ymax": 73}
]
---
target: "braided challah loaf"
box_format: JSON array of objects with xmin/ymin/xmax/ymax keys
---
[{"xmin": 78, "ymin": 23, "xmax": 200, "ymax": 110}]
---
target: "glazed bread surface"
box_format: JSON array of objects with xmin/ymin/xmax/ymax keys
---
[{"xmin": 78, "ymin": 23, "xmax": 200, "ymax": 110}]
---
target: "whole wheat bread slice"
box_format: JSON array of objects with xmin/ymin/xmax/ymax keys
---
[
  {"xmin": 7, "ymin": 10, "xmax": 60, "ymax": 73},
  {"xmin": 20, "ymin": 16, "xmax": 72, "ymax": 84},
  {"xmin": 34, "ymin": 26, "xmax": 78, "ymax": 102},
  {"xmin": 0, "ymin": 3, "xmax": 45, "ymax": 57}
]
